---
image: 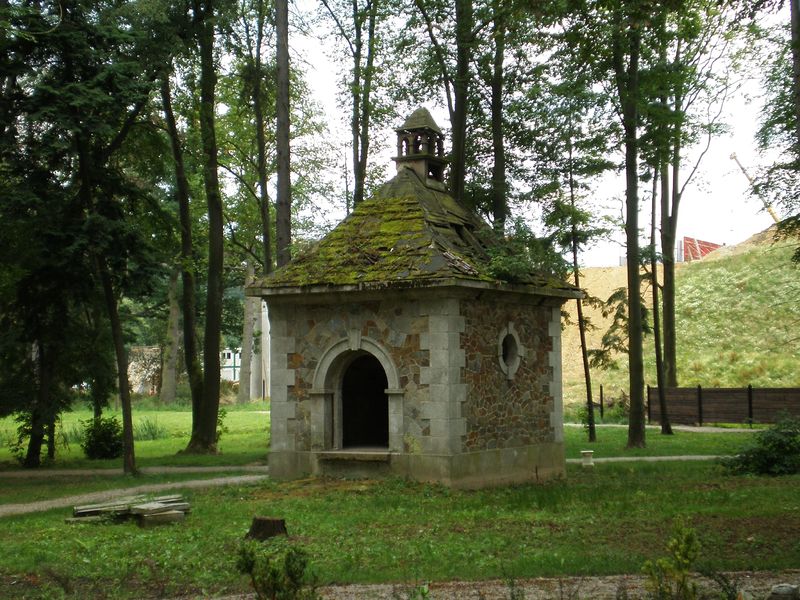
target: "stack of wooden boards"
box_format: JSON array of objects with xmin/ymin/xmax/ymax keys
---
[{"xmin": 67, "ymin": 494, "xmax": 190, "ymax": 527}]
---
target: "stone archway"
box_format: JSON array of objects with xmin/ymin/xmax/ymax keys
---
[{"xmin": 310, "ymin": 334, "xmax": 404, "ymax": 453}]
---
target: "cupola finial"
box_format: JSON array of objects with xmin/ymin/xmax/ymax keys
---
[{"xmin": 393, "ymin": 107, "xmax": 448, "ymax": 190}]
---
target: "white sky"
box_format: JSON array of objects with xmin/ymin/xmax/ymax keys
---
[{"xmin": 291, "ymin": 8, "xmax": 784, "ymax": 268}]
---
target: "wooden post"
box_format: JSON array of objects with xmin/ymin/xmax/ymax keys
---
[
  {"xmin": 599, "ymin": 384, "xmax": 604, "ymax": 419},
  {"xmin": 748, "ymin": 384, "xmax": 754, "ymax": 427},
  {"xmin": 697, "ymin": 385, "xmax": 703, "ymax": 426}
]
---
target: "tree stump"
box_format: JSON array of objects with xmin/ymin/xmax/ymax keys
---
[{"xmin": 246, "ymin": 517, "xmax": 288, "ymax": 540}]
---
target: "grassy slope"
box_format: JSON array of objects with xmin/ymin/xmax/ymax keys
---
[{"xmin": 562, "ymin": 229, "xmax": 800, "ymax": 406}]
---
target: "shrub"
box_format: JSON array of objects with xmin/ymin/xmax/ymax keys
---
[
  {"xmin": 722, "ymin": 416, "xmax": 800, "ymax": 476},
  {"xmin": 236, "ymin": 540, "xmax": 320, "ymax": 600},
  {"xmin": 81, "ymin": 416, "xmax": 123, "ymax": 460}
]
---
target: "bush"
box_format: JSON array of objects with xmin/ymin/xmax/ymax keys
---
[
  {"xmin": 722, "ymin": 416, "xmax": 800, "ymax": 476},
  {"xmin": 81, "ymin": 416, "xmax": 123, "ymax": 460},
  {"xmin": 236, "ymin": 540, "xmax": 320, "ymax": 600}
]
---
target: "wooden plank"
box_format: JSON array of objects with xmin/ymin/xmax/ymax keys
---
[
  {"xmin": 73, "ymin": 495, "xmax": 147, "ymax": 516},
  {"xmin": 130, "ymin": 502, "xmax": 190, "ymax": 515},
  {"xmin": 73, "ymin": 495, "xmax": 187, "ymax": 518},
  {"xmin": 65, "ymin": 516, "xmax": 107, "ymax": 524},
  {"xmin": 136, "ymin": 510, "xmax": 186, "ymax": 528}
]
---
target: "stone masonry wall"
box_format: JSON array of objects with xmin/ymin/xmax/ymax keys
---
[
  {"xmin": 271, "ymin": 298, "xmax": 430, "ymax": 453},
  {"xmin": 461, "ymin": 298, "xmax": 555, "ymax": 451}
]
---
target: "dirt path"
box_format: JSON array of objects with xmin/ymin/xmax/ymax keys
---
[
  {"xmin": 0, "ymin": 465, "xmax": 269, "ymax": 479},
  {"xmin": 208, "ymin": 570, "xmax": 800, "ymax": 600}
]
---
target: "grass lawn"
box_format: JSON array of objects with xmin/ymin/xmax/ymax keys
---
[
  {"xmin": 0, "ymin": 402, "xmax": 270, "ymax": 471},
  {"xmin": 1, "ymin": 462, "xmax": 798, "ymax": 599},
  {"xmin": 0, "ymin": 405, "xmax": 759, "ymax": 507},
  {"xmin": 562, "ymin": 425, "xmax": 753, "ymax": 459}
]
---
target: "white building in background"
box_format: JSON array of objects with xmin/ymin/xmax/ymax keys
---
[{"xmin": 220, "ymin": 348, "xmax": 242, "ymax": 382}]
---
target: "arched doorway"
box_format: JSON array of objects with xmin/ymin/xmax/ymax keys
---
[{"xmin": 341, "ymin": 353, "xmax": 389, "ymax": 448}]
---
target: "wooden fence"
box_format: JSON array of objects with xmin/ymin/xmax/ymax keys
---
[{"xmin": 646, "ymin": 386, "xmax": 800, "ymax": 425}]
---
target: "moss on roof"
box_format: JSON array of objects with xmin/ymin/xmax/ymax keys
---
[
  {"xmin": 257, "ymin": 169, "xmax": 577, "ymax": 294},
  {"xmin": 397, "ymin": 107, "xmax": 442, "ymax": 134}
]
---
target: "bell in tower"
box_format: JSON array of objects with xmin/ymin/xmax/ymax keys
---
[{"xmin": 393, "ymin": 107, "xmax": 448, "ymax": 191}]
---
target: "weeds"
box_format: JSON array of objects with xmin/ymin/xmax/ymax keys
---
[
  {"xmin": 133, "ymin": 416, "xmax": 168, "ymax": 441},
  {"xmin": 643, "ymin": 520, "xmax": 743, "ymax": 600},
  {"xmin": 392, "ymin": 583, "xmax": 431, "ymax": 599},
  {"xmin": 643, "ymin": 519, "xmax": 700, "ymax": 599}
]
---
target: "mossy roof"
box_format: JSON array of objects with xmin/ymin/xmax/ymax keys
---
[
  {"xmin": 397, "ymin": 107, "xmax": 442, "ymax": 134},
  {"xmin": 252, "ymin": 169, "xmax": 578, "ymax": 297}
]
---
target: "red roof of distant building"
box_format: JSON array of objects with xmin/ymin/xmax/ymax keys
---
[{"xmin": 682, "ymin": 236, "xmax": 722, "ymax": 261}]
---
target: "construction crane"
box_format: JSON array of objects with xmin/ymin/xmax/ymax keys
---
[{"xmin": 729, "ymin": 152, "xmax": 780, "ymax": 223}]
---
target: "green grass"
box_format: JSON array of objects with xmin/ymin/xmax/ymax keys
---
[
  {"xmin": 563, "ymin": 425, "xmax": 754, "ymax": 459},
  {"xmin": 582, "ymin": 238, "xmax": 800, "ymax": 404},
  {"xmin": 0, "ymin": 403, "xmax": 270, "ymax": 471},
  {"xmin": 1, "ymin": 462, "xmax": 798, "ymax": 599}
]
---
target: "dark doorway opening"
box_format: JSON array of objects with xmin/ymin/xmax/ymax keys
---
[{"xmin": 342, "ymin": 354, "xmax": 389, "ymax": 448}]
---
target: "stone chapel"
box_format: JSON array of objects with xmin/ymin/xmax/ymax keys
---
[{"xmin": 248, "ymin": 108, "xmax": 580, "ymax": 488}]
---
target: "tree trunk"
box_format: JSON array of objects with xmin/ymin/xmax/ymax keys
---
[
  {"xmin": 791, "ymin": 0, "xmax": 800, "ymax": 150},
  {"xmin": 252, "ymin": 1, "xmax": 273, "ymax": 274},
  {"xmin": 490, "ymin": 1, "xmax": 507, "ymax": 230},
  {"xmin": 350, "ymin": 0, "xmax": 364, "ymax": 208},
  {"xmin": 161, "ymin": 76, "xmax": 204, "ymax": 425},
  {"xmin": 574, "ymin": 259, "xmax": 596, "ymax": 442},
  {"xmin": 355, "ymin": 2, "xmax": 377, "ymax": 209},
  {"xmin": 24, "ymin": 347, "xmax": 49, "ymax": 468},
  {"xmin": 653, "ymin": 165, "xmax": 672, "ymax": 435},
  {"xmin": 613, "ymin": 8, "xmax": 645, "ymax": 449},
  {"xmin": 98, "ymin": 259, "xmax": 137, "ymax": 474},
  {"xmin": 238, "ymin": 263, "xmax": 256, "ymax": 404},
  {"xmin": 275, "ymin": 0, "xmax": 292, "ymax": 267},
  {"xmin": 567, "ymin": 114, "xmax": 595, "ymax": 442},
  {"xmin": 450, "ymin": 0, "xmax": 473, "ymax": 202},
  {"xmin": 24, "ymin": 407, "xmax": 46, "ymax": 468},
  {"xmin": 160, "ymin": 268, "xmax": 180, "ymax": 404},
  {"xmin": 188, "ymin": 0, "xmax": 223, "ymax": 452}
]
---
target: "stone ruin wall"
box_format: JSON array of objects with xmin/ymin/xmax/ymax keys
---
[{"xmin": 460, "ymin": 298, "xmax": 556, "ymax": 452}]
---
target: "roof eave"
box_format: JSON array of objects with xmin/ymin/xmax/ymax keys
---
[{"xmin": 246, "ymin": 277, "xmax": 582, "ymax": 300}]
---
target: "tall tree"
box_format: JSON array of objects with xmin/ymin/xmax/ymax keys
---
[
  {"xmin": 565, "ymin": 0, "xmax": 651, "ymax": 447},
  {"xmin": 275, "ymin": 0, "xmax": 291, "ymax": 266},
  {"xmin": 186, "ymin": 0, "xmax": 225, "ymax": 452},
  {"xmin": 160, "ymin": 73, "xmax": 205, "ymax": 420},
  {"xmin": 0, "ymin": 0, "xmax": 170, "ymax": 468},
  {"xmin": 647, "ymin": 2, "xmax": 740, "ymax": 387}
]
